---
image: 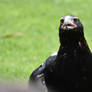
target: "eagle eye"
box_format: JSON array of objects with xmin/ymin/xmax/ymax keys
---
[
  {"xmin": 60, "ymin": 19, "xmax": 64, "ymax": 24},
  {"xmin": 74, "ymin": 18, "xmax": 79, "ymax": 23}
]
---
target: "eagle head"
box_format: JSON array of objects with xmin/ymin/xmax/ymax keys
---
[
  {"xmin": 59, "ymin": 15, "xmax": 83, "ymax": 31},
  {"xmin": 59, "ymin": 15, "xmax": 84, "ymax": 42}
]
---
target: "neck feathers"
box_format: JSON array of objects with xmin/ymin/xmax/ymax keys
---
[{"xmin": 58, "ymin": 34, "xmax": 90, "ymax": 57}]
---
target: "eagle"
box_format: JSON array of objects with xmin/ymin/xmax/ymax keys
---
[{"xmin": 29, "ymin": 15, "xmax": 92, "ymax": 92}]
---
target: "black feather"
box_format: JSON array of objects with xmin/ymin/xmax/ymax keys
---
[{"xmin": 29, "ymin": 15, "xmax": 92, "ymax": 92}]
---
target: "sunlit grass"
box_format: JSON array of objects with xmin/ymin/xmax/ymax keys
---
[{"xmin": 0, "ymin": 0, "xmax": 92, "ymax": 82}]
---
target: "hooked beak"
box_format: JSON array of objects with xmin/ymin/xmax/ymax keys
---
[{"xmin": 60, "ymin": 16, "xmax": 77, "ymax": 30}]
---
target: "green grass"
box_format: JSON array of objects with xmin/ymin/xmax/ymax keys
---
[{"xmin": 0, "ymin": 0, "xmax": 92, "ymax": 82}]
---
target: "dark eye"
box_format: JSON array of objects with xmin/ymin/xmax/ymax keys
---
[
  {"xmin": 74, "ymin": 18, "xmax": 79, "ymax": 23},
  {"xmin": 60, "ymin": 19, "xmax": 64, "ymax": 24}
]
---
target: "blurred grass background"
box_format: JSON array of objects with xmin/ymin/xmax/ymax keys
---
[{"xmin": 0, "ymin": 0, "xmax": 92, "ymax": 82}]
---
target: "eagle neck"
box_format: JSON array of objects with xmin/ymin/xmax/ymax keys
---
[{"xmin": 57, "ymin": 35, "xmax": 90, "ymax": 58}]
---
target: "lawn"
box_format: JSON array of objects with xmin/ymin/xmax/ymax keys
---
[{"xmin": 0, "ymin": 0, "xmax": 92, "ymax": 82}]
